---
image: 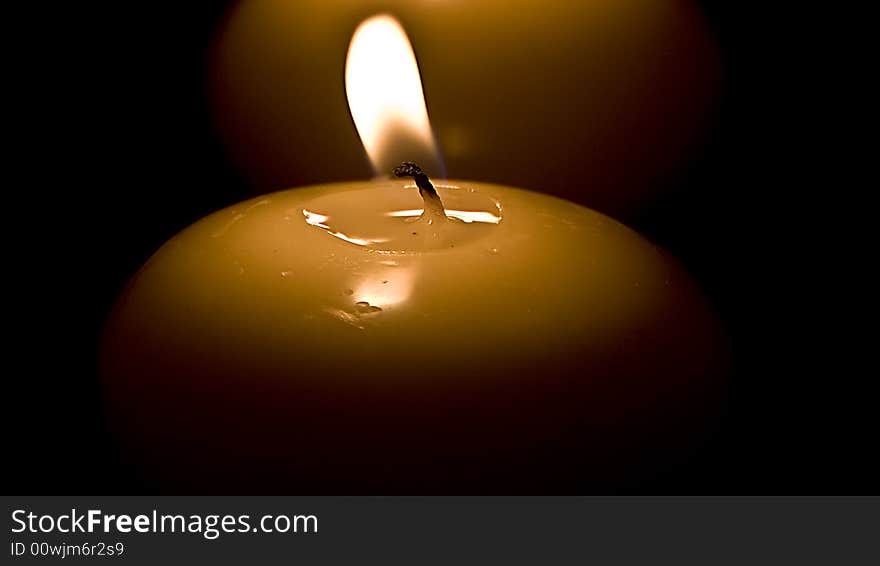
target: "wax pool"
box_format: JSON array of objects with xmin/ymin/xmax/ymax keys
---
[{"xmin": 101, "ymin": 179, "xmax": 727, "ymax": 492}]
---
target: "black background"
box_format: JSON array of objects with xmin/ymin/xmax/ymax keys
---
[{"xmin": 11, "ymin": 2, "xmax": 863, "ymax": 492}]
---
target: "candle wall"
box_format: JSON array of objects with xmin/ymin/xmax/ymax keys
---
[
  {"xmin": 101, "ymin": 180, "xmax": 728, "ymax": 492},
  {"xmin": 210, "ymin": 0, "xmax": 720, "ymax": 217}
]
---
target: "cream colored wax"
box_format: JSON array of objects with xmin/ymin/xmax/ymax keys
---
[{"xmin": 102, "ymin": 180, "xmax": 727, "ymax": 492}]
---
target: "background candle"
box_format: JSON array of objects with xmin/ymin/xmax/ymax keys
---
[
  {"xmin": 209, "ymin": 0, "xmax": 720, "ymax": 217},
  {"xmin": 101, "ymin": 178, "xmax": 727, "ymax": 492}
]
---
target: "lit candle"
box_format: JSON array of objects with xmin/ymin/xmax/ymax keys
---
[{"xmin": 102, "ymin": 15, "xmax": 726, "ymax": 492}]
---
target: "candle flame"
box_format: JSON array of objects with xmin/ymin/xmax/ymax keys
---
[{"xmin": 345, "ymin": 14, "xmax": 442, "ymax": 176}]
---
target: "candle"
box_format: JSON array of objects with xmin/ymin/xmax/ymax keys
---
[
  {"xmin": 101, "ymin": 15, "xmax": 727, "ymax": 492},
  {"xmin": 210, "ymin": 0, "xmax": 720, "ymax": 215}
]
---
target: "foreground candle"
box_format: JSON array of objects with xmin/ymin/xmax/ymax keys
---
[{"xmin": 101, "ymin": 167, "xmax": 727, "ymax": 492}]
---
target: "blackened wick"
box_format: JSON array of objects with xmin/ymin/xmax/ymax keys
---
[{"xmin": 392, "ymin": 162, "xmax": 447, "ymax": 220}]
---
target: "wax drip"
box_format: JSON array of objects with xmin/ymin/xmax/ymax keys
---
[{"xmin": 392, "ymin": 162, "xmax": 447, "ymax": 222}]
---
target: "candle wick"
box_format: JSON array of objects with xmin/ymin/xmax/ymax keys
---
[{"xmin": 392, "ymin": 162, "xmax": 447, "ymax": 221}]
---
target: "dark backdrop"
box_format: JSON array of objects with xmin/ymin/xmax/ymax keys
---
[{"xmin": 11, "ymin": 2, "xmax": 863, "ymax": 492}]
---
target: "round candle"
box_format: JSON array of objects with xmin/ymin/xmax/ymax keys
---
[
  {"xmin": 101, "ymin": 174, "xmax": 727, "ymax": 492},
  {"xmin": 210, "ymin": 0, "xmax": 720, "ymax": 215}
]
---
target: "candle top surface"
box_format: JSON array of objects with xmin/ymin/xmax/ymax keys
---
[{"xmin": 301, "ymin": 182, "xmax": 502, "ymax": 251}]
